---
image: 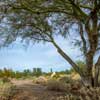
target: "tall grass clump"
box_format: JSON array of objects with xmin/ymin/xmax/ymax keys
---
[
  {"xmin": 0, "ymin": 80, "xmax": 16, "ymax": 100},
  {"xmin": 46, "ymin": 79, "xmax": 70, "ymax": 92}
]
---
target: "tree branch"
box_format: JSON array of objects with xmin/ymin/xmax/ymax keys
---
[
  {"xmin": 14, "ymin": 1, "xmax": 73, "ymax": 15},
  {"xmin": 79, "ymin": 23, "xmax": 87, "ymax": 56},
  {"xmin": 48, "ymin": 35, "xmax": 83, "ymax": 77},
  {"xmin": 79, "ymin": 4, "xmax": 92, "ymax": 10},
  {"xmin": 69, "ymin": 0, "xmax": 88, "ymax": 18},
  {"xmin": 30, "ymin": 36, "xmax": 51, "ymax": 42}
]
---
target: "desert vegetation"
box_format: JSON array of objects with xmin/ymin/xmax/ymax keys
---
[
  {"xmin": 0, "ymin": 0, "xmax": 100, "ymax": 99},
  {"xmin": 0, "ymin": 62, "xmax": 100, "ymax": 100},
  {"xmin": 0, "ymin": 79, "xmax": 16, "ymax": 100}
]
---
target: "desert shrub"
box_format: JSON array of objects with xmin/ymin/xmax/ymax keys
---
[
  {"xmin": 32, "ymin": 76, "xmax": 37, "ymax": 82},
  {"xmin": 78, "ymin": 87, "xmax": 100, "ymax": 100},
  {"xmin": 58, "ymin": 76, "xmax": 73, "ymax": 84},
  {"xmin": 46, "ymin": 79, "xmax": 70, "ymax": 92},
  {"xmin": 34, "ymin": 76, "xmax": 47, "ymax": 85},
  {"xmin": 66, "ymin": 86, "xmax": 100, "ymax": 100},
  {"xmin": 0, "ymin": 83, "xmax": 16, "ymax": 100},
  {"xmin": 54, "ymin": 74, "xmax": 61, "ymax": 79},
  {"xmin": 2, "ymin": 77, "xmax": 11, "ymax": 83},
  {"xmin": 69, "ymin": 61, "xmax": 86, "ymax": 74}
]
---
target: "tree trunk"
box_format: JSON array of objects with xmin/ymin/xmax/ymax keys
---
[
  {"xmin": 81, "ymin": 67, "xmax": 94, "ymax": 87},
  {"xmin": 94, "ymin": 57, "xmax": 100, "ymax": 87},
  {"xmin": 83, "ymin": 57, "xmax": 100, "ymax": 87},
  {"xmin": 85, "ymin": 51, "xmax": 94, "ymax": 87},
  {"xmin": 94, "ymin": 65, "xmax": 99, "ymax": 86}
]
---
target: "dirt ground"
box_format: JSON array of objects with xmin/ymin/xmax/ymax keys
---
[{"xmin": 10, "ymin": 79, "xmax": 67, "ymax": 100}]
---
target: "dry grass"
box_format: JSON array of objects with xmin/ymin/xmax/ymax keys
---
[
  {"xmin": 34, "ymin": 76, "xmax": 47, "ymax": 85},
  {"xmin": 46, "ymin": 79, "xmax": 69, "ymax": 92},
  {"xmin": 46, "ymin": 78, "xmax": 100, "ymax": 100},
  {"xmin": 0, "ymin": 77, "xmax": 100, "ymax": 100},
  {"xmin": 58, "ymin": 76, "xmax": 73, "ymax": 84},
  {"xmin": 0, "ymin": 81, "xmax": 16, "ymax": 100}
]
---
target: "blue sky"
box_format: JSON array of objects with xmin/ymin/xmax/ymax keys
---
[{"xmin": 0, "ymin": 36, "xmax": 82, "ymax": 72}]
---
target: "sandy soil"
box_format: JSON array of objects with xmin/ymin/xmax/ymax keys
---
[{"xmin": 10, "ymin": 79, "xmax": 67, "ymax": 100}]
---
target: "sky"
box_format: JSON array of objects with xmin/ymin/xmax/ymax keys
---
[{"xmin": 0, "ymin": 36, "xmax": 82, "ymax": 72}]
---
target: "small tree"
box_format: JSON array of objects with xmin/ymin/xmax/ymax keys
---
[{"xmin": 0, "ymin": 0, "xmax": 100, "ymax": 87}]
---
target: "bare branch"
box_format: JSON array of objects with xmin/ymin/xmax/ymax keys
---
[{"xmin": 79, "ymin": 23, "xmax": 87, "ymax": 56}]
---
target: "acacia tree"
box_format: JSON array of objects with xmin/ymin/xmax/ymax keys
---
[{"xmin": 0, "ymin": 0, "xmax": 100, "ymax": 87}]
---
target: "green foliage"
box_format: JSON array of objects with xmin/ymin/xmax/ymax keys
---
[
  {"xmin": 0, "ymin": 68, "xmax": 15, "ymax": 78},
  {"xmin": 58, "ymin": 76, "xmax": 73, "ymax": 84},
  {"xmin": 56, "ymin": 69, "xmax": 72, "ymax": 75},
  {"xmin": 1, "ymin": 0, "xmax": 97, "ymax": 47},
  {"xmin": 15, "ymin": 71, "xmax": 23, "ymax": 79},
  {"xmin": 0, "ymin": 67, "xmax": 43, "ymax": 79},
  {"xmin": 0, "ymin": 61, "xmax": 85, "ymax": 80},
  {"xmin": 0, "ymin": 82, "xmax": 15, "ymax": 100},
  {"xmin": 1, "ymin": 77, "xmax": 11, "ymax": 83},
  {"xmin": 69, "ymin": 60, "xmax": 86, "ymax": 74},
  {"xmin": 32, "ymin": 68, "xmax": 42, "ymax": 77},
  {"xmin": 23, "ymin": 69, "xmax": 32, "ymax": 77},
  {"xmin": 76, "ymin": 60, "xmax": 86, "ymax": 72}
]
